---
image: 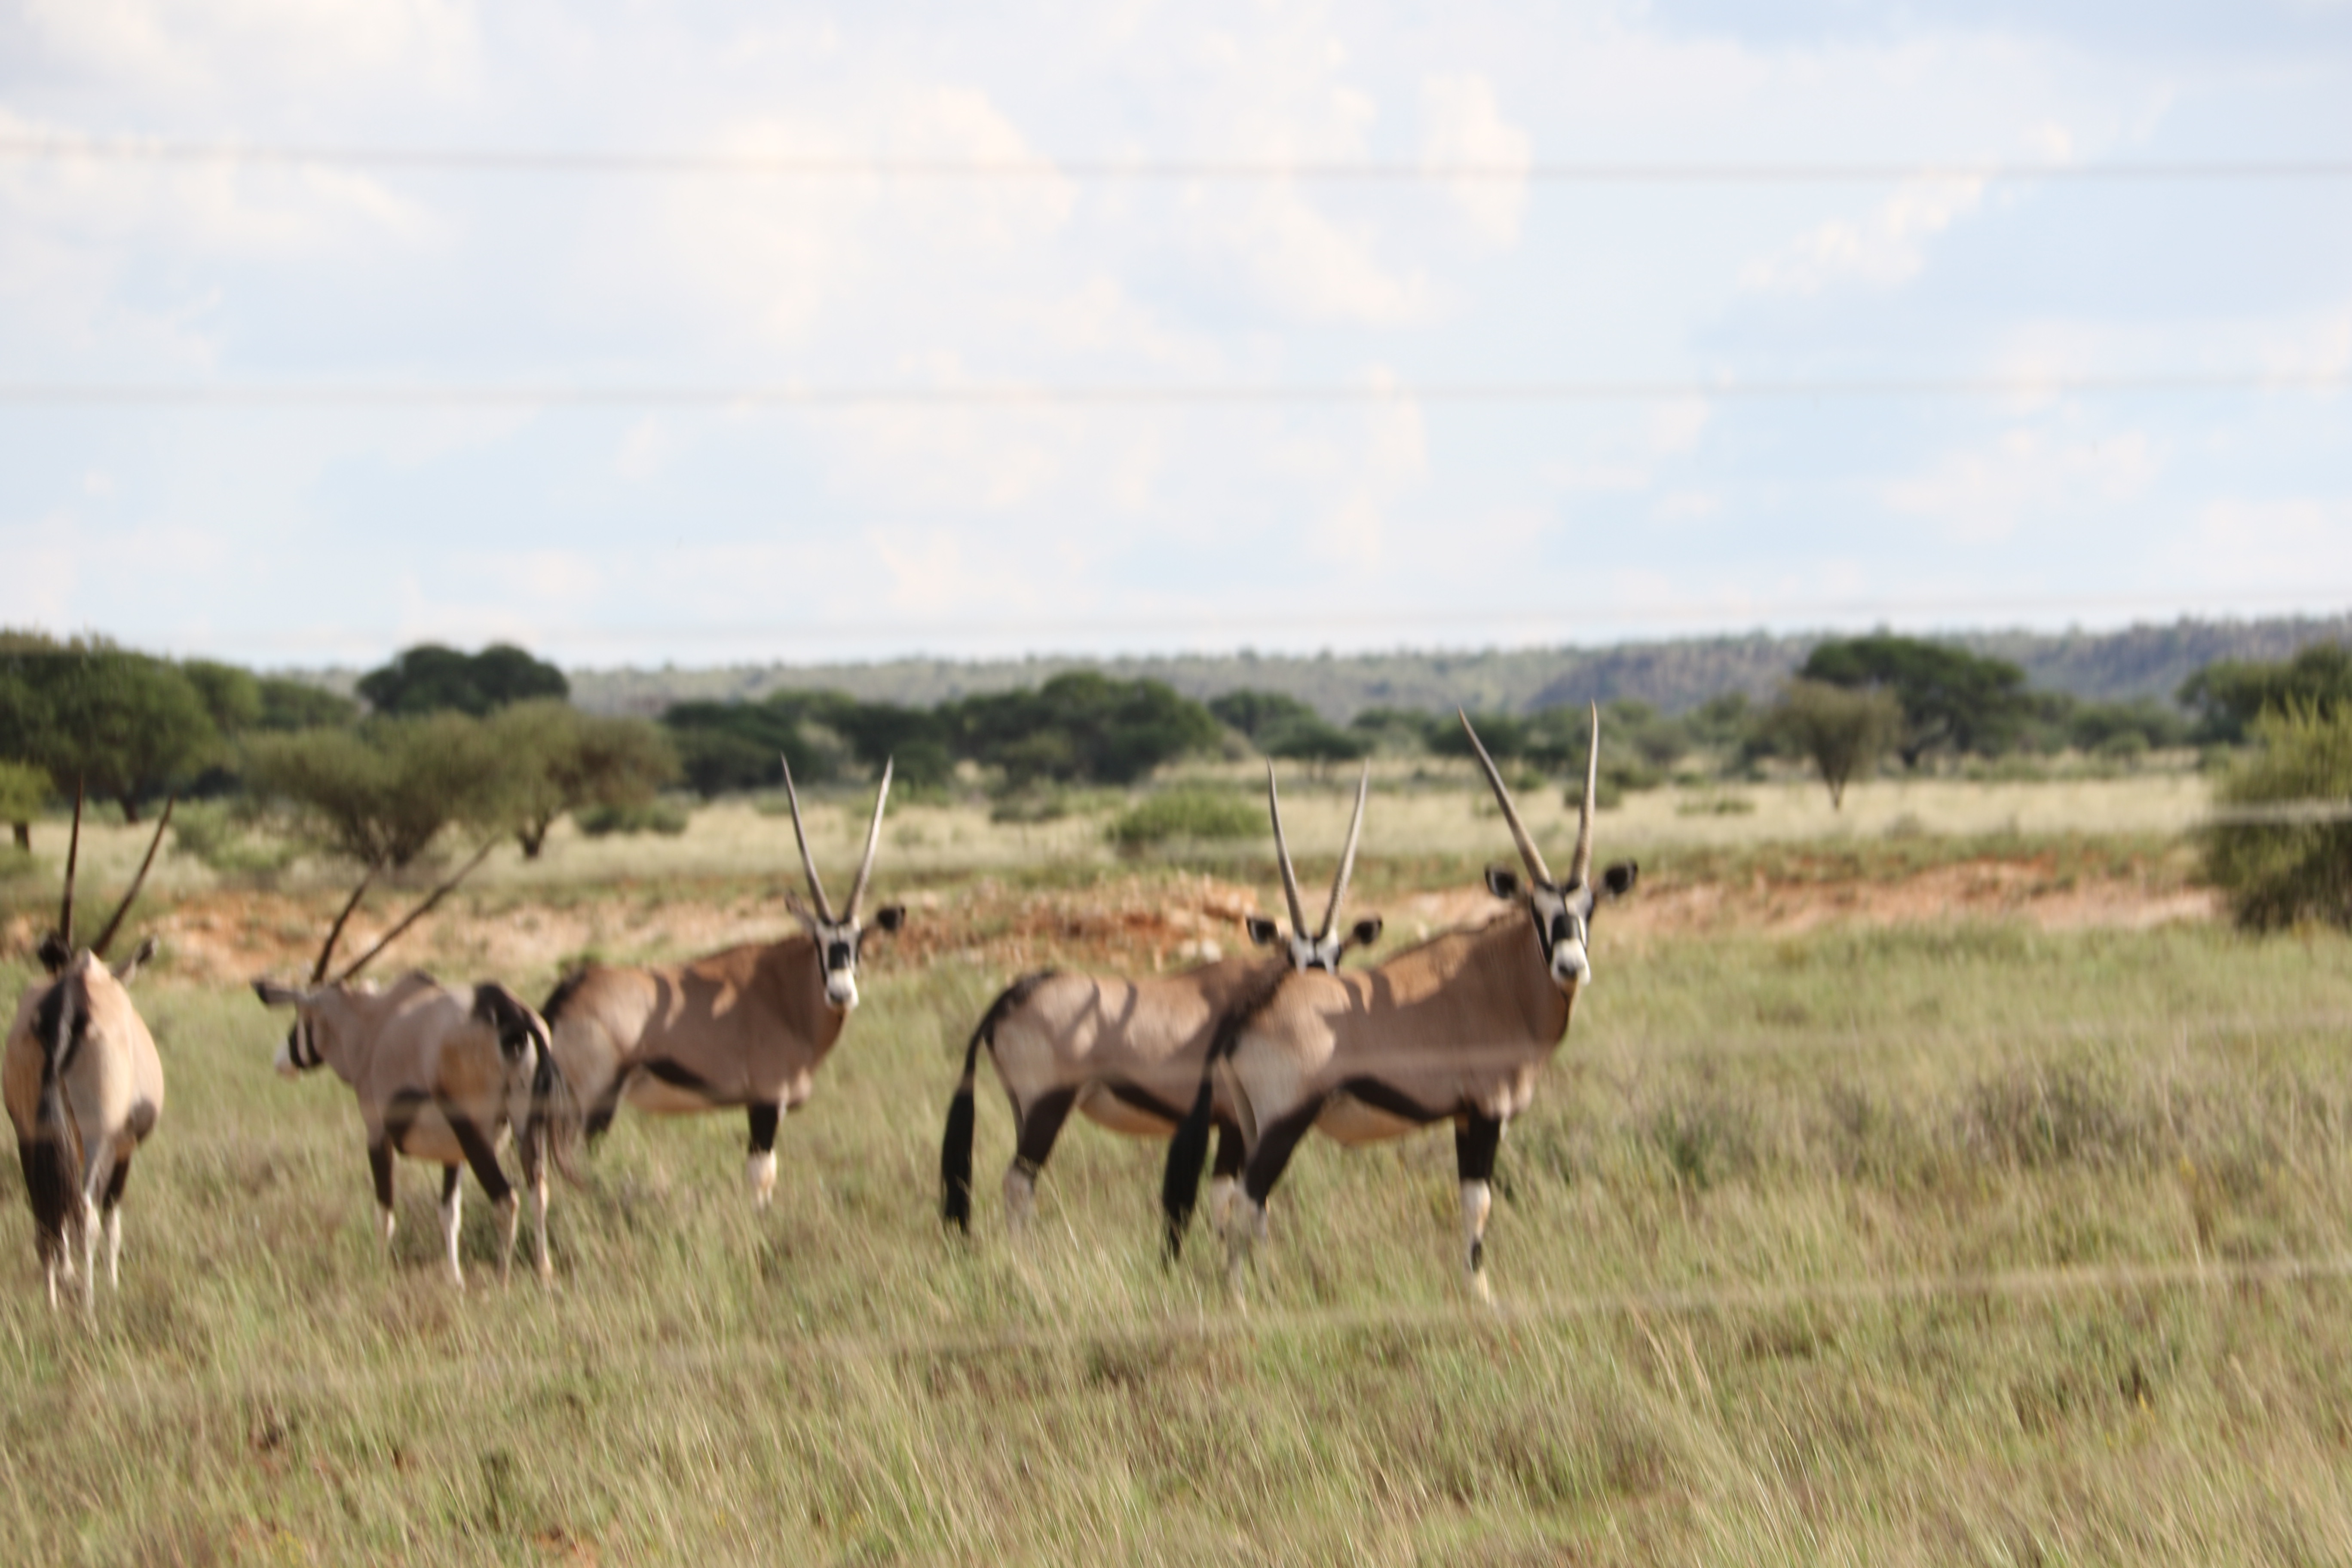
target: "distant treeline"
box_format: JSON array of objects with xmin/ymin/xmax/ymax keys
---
[{"xmin": 564, "ymin": 614, "xmax": 2352, "ymax": 722}]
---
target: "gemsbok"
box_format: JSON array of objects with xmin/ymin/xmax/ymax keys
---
[
  {"xmin": 1164, "ymin": 708, "xmax": 1637, "ymax": 1299},
  {"xmin": 542, "ymin": 759, "xmax": 904, "ymax": 1203},
  {"xmin": 5, "ymin": 785, "xmax": 172, "ymax": 1309},
  {"xmin": 942, "ymin": 762, "xmax": 1382, "ymax": 1239},
  {"xmin": 253, "ymin": 847, "xmax": 582, "ymax": 1286}
]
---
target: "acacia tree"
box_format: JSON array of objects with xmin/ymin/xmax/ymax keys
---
[
  {"xmin": 1766, "ymin": 679, "xmax": 1902, "ymax": 809},
  {"xmin": 0, "ymin": 759, "xmax": 47, "ymax": 849},
  {"xmin": 243, "ymin": 712, "xmax": 516, "ymax": 869},
  {"xmin": 0, "ymin": 646, "xmax": 218, "ymax": 821},
  {"xmin": 1801, "ymin": 635, "xmax": 2029, "ymax": 766},
  {"xmin": 487, "ymin": 700, "xmax": 680, "ymax": 858}
]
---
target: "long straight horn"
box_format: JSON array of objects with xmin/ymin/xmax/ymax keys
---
[
  {"xmin": 334, "ymin": 840, "xmax": 496, "ymax": 983},
  {"xmin": 1265, "ymin": 762, "xmax": 1310, "ymax": 938},
  {"xmin": 58, "ymin": 776, "xmax": 84, "ymax": 951},
  {"xmin": 1319, "ymin": 761, "xmax": 1371, "ymax": 940},
  {"xmin": 779, "ymin": 754, "xmax": 836, "ymax": 923},
  {"xmin": 90, "ymin": 795, "xmax": 175, "ymax": 960},
  {"xmin": 311, "ymin": 867, "xmax": 377, "ymax": 984},
  {"xmin": 1570, "ymin": 702, "xmax": 1599, "ymax": 888},
  {"xmin": 843, "ymin": 756, "xmax": 894, "ymax": 920},
  {"xmin": 1458, "ymin": 710, "xmax": 1554, "ymax": 886}
]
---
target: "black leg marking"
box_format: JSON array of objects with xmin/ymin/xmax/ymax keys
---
[
  {"xmin": 585, "ymin": 1080, "xmax": 624, "ymax": 1143},
  {"xmin": 441, "ymin": 1164, "xmax": 462, "ymax": 1203},
  {"xmin": 384, "ymin": 1089, "xmax": 429, "ymax": 1157},
  {"xmin": 1211, "ymin": 1121, "xmax": 1246, "ymax": 1180},
  {"xmin": 1015, "ymin": 1087, "xmax": 1078, "ymax": 1173},
  {"xmin": 1243, "ymin": 1102, "xmax": 1324, "ymax": 1207},
  {"xmin": 449, "ymin": 1117, "xmax": 512, "ymax": 1205},
  {"xmin": 747, "ymin": 1102, "xmax": 781, "ymax": 1155},
  {"xmin": 1455, "ymin": 1115, "xmax": 1503, "ymax": 1185},
  {"xmin": 370, "ymin": 1143, "xmax": 395, "ymax": 1210},
  {"xmin": 101, "ymin": 1152, "xmax": 131, "ymax": 1213}
]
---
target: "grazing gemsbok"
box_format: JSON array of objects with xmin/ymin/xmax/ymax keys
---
[
  {"xmin": 941, "ymin": 762, "xmax": 1382, "ymax": 1238},
  {"xmin": 254, "ymin": 846, "xmax": 581, "ymax": 1287},
  {"xmin": 1164, "ymin": 708, "xmax": 1638, "ymax": 1299},
  {"xmin": 542, "ymin": 759, "xmax": 904, "ymax": 1204},
  {"xmin": 5, "ymin": 786, "xmax": 172, "ymax": 1309}
]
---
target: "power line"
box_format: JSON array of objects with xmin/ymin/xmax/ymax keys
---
[
  {"xmin": 1, "ymin": 371, "xmax": 2342, "ymax": 410},
  {"xmin": 3, "ymin": 134, "xmax": 2349, "ymax": 184}
]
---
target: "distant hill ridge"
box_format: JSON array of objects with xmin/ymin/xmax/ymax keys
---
[{"xmin": 557, "ymin": 614, "xmax": 2352, "ymax": 722}]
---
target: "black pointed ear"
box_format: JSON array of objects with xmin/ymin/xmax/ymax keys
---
[
  {"xmin": 36, "ymin": 933, "xmax": 70, "ymax": 975},
  {"xmin": 1483, "ymin": 866, "xmax": 1522, "ymax": 902},
  {"xmin": 872, "ymin": 903, "xmax": 906, "ymax": 933},
  {"xmin": 1600, "ymin": 861, "xmax": 1639, "ymax": 901},
  {"xmin": 252, "ymin": 977, "xmax": 304, "ymax": 1009},
  {"xmin": 1347, "ymin": 916, "xmax": 1384, "ymax": 952},
  {"xmin": 1245, "ymin": 915, "xmax": 1282, "ymax": 948},
  {"xmin": 110, "ymin": 936, "xmax": 159, "ymax": 983}
]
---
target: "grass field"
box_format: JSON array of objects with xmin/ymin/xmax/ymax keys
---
[{"xmin": 10, "ymin": 770, "xmax": 2352, "ymax": 1563}]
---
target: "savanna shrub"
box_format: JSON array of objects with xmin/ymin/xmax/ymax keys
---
[
  {"xmin": 2202, "ymin": 702, "xmax": 2352, "ymax": 928},
  {"xmin": 1105, "ymin": 789, "xmax": 1261, "ymax": 855}
]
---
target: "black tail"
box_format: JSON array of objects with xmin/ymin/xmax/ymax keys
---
[
  {"xmin": 1161, "ymin": 1074, "xmax": 1216, "ymax": 1262},
  {"xmin": 22, "ymin": 980, "xmax": 86, "ymax": 1268},
  {"xmin": 942, "ymin": 971, "xmax": 1053, "ymax": 1231}
]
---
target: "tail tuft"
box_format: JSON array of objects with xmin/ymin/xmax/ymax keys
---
[
  {"xmin": 940, "ymin": 1088, "xmax": 977, "ymax": 1230},
  {"xmin": 1160, "ymin": 1077, "xmax": 1216, "ymax": 1262}
]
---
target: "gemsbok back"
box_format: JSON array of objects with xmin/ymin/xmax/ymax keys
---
[
  {"xmin": 5, "ymin": 785, "xmax": 171, "ymax": 1309},
  {"xmin": 1164, "ymin": 708, "xmax": 1637, "ymax": 1300},
  {"xmin": 253, "ymin": 847, "xmax": 581, "ymax": 1287},
  {"xmin": 542, "ymin": 759, "xmax": 905, "ymax": 1204},
  {"xmin": 942, "ymin": 763, "xmax": 1382, "ymax": 1239}
]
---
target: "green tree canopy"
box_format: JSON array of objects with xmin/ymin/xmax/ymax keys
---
[
  {"xmin": 0, "ymin": 758, "xmax": 48, "ymax": 850},
  {"xmin": 2201, "ymin": 701, "xmax": 2352, "ymax": 928},
  {"xmin": 946, "ymin": 673, "xmax": 1220, "ymax": 786},
  {"xmin": 0, "ymin": 647, "xmax": 219, "ymax": 821},
  {"xmin": 2179, "ymin": 643, "xmax": 2352, "ymax": 744},
  {"xmin": 1800, "ymin": 635, "xmax": 2030, "ymax": 766},
  {"xmin": 487, "ymin": 701, "xmax": 681, "ymax": 858},
  {"xmin": 357, "ymin": 643, "xmax": 570, "ymax": 717},
  {"xmin": 1207, "ymin": 689, "xmax": 1320, "ymax": 739},
  {"xmin": 243, "ymin": 712, "xmax": 516, "ymax": 868},
  {"xmin": 1764, "ymin": 679, "xmax": 1903, "ymax": 809}
]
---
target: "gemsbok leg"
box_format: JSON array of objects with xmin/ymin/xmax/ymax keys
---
[
  {"xmin": 439, "ymin": 1166, "xmax": 465, "ymax": 1286},
  {"xmin": 101, "ymin": 1150, "xmax": 132, "ymax": 1291},
  {"xmin": 746, "ymin": 1102, "xmax": 781, "ymax": 1206},
  {"xmin": 1225, "ymin": 1101, "xmax": 1324, "ymax": 1295},
  {"xmin": 1455, "ymin": 1115, "xmax": 1503, "ymax": 1303},
  {"xmin": 1006, "ymin": 1088, "xmax": 1077, "ymax": 1236}
]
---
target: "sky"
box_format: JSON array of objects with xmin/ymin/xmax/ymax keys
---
[{"xmin": 0, "ymin": 0, "xmax": 2347, "ymax": 670}]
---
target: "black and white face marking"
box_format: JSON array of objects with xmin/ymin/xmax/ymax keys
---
[
  {"xmin": 1485, "ymin": 863, "xmax": 1637, "ymax": 989},
  {"xmin": 278, "ymin": 1015, "xmax": 327, "ymax": 1075},
  {"xmin": 1246, "ymin": 914, "xmax": 1386, "ymax": 973},
  {"xmin": 789, "ymin": 900, "xmax": 906, "ymax": 1011}
]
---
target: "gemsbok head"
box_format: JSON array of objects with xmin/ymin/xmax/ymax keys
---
[
  {"xmin": 6, "ymin": 783, "xmax": 172, "ymax": 1309},
  {"xmin": 253, "ymin": 845, "xmax": 582, "ymax": 1286},
  {"xmin": 942, "ymin": 762, "xmax": 1382, "ymax": 1239},
  {"xmin": 1163, "ymin": 706, "xmax": 1638, "ymax": 1301},
  {"xmin": 540, "ymin": 757, "xmax": 905, "ymax": 1206}
]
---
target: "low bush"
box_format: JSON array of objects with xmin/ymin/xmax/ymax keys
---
[
  {"xmin": 577, "ymin": 800, "xmax": 692, "ymax": 839},
  {"xmin": 1104, "ymin": 789, "xmax": 1262, "ymax": 854},
  {"xmin": 2201, "ymin": 702, "xmax": 2352, "ymax": 928}
]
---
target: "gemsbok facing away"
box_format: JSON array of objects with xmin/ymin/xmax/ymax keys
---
[
  {"xmin": 254, "ymin": 848, "xmax": 581, "ymax": 1287},
  {"xmin": 1164, "ymin": 708, "xmax": 1637, "ymax": 1300},
  {"xmin": 542, "ymin": 759, "xmax": 904, "ymax": 1204},
  {"xmin": 5, "ymin": 786, "xmax": 172, "ymax": 1309},
  {"xmin": 942, "ymin": 762, "xmax": 1382, "ymax": 1239}
]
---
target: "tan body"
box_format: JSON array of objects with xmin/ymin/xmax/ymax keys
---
[
  {"xmin": 6, "ymin": 952, "xmax": 165, "ymax": 1308},
  {"xmin": 258, "ymin": 970, "xmax": 562, "ymax": 1286}
]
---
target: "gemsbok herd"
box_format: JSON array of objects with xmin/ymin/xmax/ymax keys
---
[{"xmin": 7, "ymin": 710, "xmax": 1635, "ymax": 1309}]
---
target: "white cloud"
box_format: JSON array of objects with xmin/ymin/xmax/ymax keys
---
[
  {"xmin": 2174, "ymin": 497, "xmax": 2352, "ymax": 591},
  {"xmin": 1883, "ymin": 426, "xmax": 2159, "ymax": 543},
  {"xmin": 1419, "ymin": 72, "xmax": 1531, "ymax": 245},
  {"xmin": 1741, "ymin": 174, "xmax": 1987, "ymax": 294},
  {"xmin": 18, "ymin": 0, "xmax": 479, "ymax": 97}
]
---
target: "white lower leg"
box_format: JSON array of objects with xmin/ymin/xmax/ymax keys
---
[
  {"xmin": 104, "ymin": 1207, "xmax": 122, "ymax": 1291},
  {"xmin": 1225, "ymin": 1196, "xmax": 1264, "ymax": 1299},
  {"xmin": 745, "ymin": 1149, "xmax": 778, "ymax": 1207},
  {"xmin": 79, "ymin": 1198, "xmax": 101, "ymax": 1309},
  {"xmin": 495, "ymin": 1193, "xmax": 520, "ymax": 1284},
  {"xmin": 1003, "ymin": 1161, "xmax": 1038, "ymax": 1237},
  {"xmin": 1207, "ymin": 1175, "xmax": 1239, "ymax": 1237},
  {"xmin": 533, "ymin": 1176, "xmax": 551, "ymax": 1283},
  {"xmin": 1461, "ymin": 1179, "xmax": 1493, "ymax": 1302},
  {"xmin": 379, "ymin": 1206, "xmax": 398, "ymax": 1246},
  {"xmin": 441, "ymin": 1183, "xmax": 465, "ymax": 1289}
]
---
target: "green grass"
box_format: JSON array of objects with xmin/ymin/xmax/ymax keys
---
[{"xmin": 7, "ymin": 895, "xmax": 2352, "ymax": 1561}]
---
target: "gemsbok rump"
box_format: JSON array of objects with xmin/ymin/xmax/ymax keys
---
[
  {"xmin": 542, "ymin": 759, "xmax": 905, "ymax": 1203},
  {"xmin": 942, "ymin": 763, "xmax": 1382, "ymax": 1238},
  {"xmin": 253, "ymin": 847, "xmax": 581, "ymax": 1286},
  {"xmin": 1164, "ymin": 708, "xmax": 1637, "ymax": 1299},
  {"xmin": 5, "ymin": 785, "xmax": 172, "ymax": 1309}
]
